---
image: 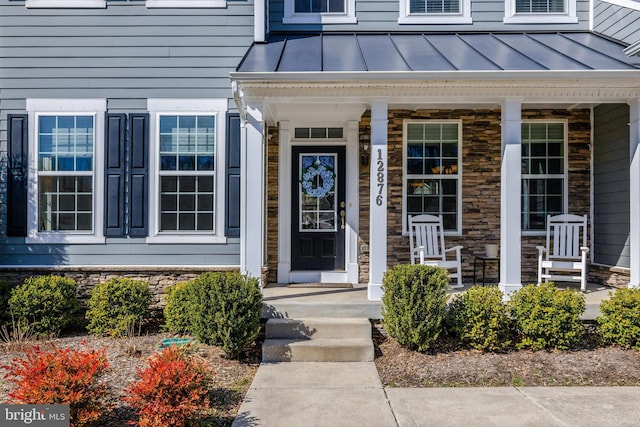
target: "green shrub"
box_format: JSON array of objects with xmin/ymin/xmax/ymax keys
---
[
  {"xmin": 509, "ymin": 282, "xmax": 585, "ymax": 351},
  {"xmin": 596, "ymin": 288, "xmax": 640, "ymax": 350},
  {"xmin": 163, "ymin": 282, "xmax": 197, "ymax": 335},
  {"xmin": 164, "ymin": 272, "xmax": 262, "ymax": 358},
  {"xmin": 0, "ymin": 278, "xmax": 14, "ymax": 327},
  {"xmin": 86, "ymin": 278, "xmax": 152, "ymax": 337},
  {"xmin": 382, "ymin": 264, "xmax": 449, "ymax": 352},
  {"xmin": 8, "ymin": 275, "xmax": 80, "ymax": 337},
  {"xmin": 447, "ymin": 285, "xmax": 512, "ymax": 351}
]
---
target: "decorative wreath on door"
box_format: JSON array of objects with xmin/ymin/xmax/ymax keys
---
[{"xmin": 301, "ymin": 161, "xmax": 335, "ymax": 198}]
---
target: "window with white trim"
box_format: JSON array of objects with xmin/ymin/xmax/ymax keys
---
[
  {"xmin": 284, "ymin": 0, "xmax": 356, "ymax": 23},
  {"xmin": 147, "ymin": 99, "xmax": 227, "ymax": 244},
  {"xmin": 26, "ymin": 99, "xmax": 106, "ymax": 244},
  {"xmin": 25, "ymin": 0, "xmax": 105, "ymax": 8},
  {"xmin": 521, "ymin": 121, "xmax": 567, "ymax": 231},
  {"xmin": 403, "ymin": 121, "xmax": 461, "ymax": 233},
  {"xmin": 504, "ymin": 0, "xmax": 577, "ymax": 23},
  {"xmin": 399, "ymin": 0, "xmax": 472, "ymax": 24},
  {"xmin": 146, "ymin": 0, "xmax": 225, "ymax": 8}
]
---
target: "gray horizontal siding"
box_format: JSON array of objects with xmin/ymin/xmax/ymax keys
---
[
  {"xmin": 593, "ymin": 0, "xmax": 640, "ymax": 45},
  {"xmin": 269, "ymin": 0, "xmax": 590, "ymax": 32},
  {"xmin": 593, "ymin": 103, "xmax": 630, "ymax": 268},
  {"xmin": 0, "ymin": 238, "xmax": 241, "ymax": 266},
  {"xmin": 0, "ymin": 0, "xmax": 252, "ymax": 267}
]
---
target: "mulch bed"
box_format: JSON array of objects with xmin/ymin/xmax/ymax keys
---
[{"xmin": 373, "ymin": 324, "xmax": 640, "ymax": 387}]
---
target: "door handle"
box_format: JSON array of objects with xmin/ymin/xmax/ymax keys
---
[{"xmin": 340, "ymin": 201, "xmax": 346, "ymax": 230}]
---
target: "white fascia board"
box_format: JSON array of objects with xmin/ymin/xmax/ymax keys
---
[{"xmin": 230, "ymin": 69, "xmax": 640, "ymax": 83}]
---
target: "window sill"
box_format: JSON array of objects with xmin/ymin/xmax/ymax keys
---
[
  {"xmin": 25, "ymin": 0, "xmax": 105, "ymax": 7},
  {"xmin": 283, "ymin": 15, "xmax": 357, "ymax": 24},
  {"xmin": 522, "ymin": 231, "xmax": 546, "ymax": 237},
  {"xmin": 26, "ymin": 234, "xmax": 106, "ymax": 244},
  {"xmin": 146, "ymin": 0, "xmax": 226, "ymax": 7},
  {"xmin": 398, "ymin": 16, "xmax": 472, "ymax": 24},
  {"xmin": 146, "ymin": 235, "xmax": 228, "ymax": 244},
  {"xmin": 503, "ymin": 15, "xmax": 578, "ymax": 24}
]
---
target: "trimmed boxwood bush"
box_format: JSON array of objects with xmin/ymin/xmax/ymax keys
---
[
  {"xmin": 8, "ymin": 275, "xmax": 80, "ymax": 337},
  {"xmin": 164, "ymin": 282, "xmax": 196, "ymax": 336},
  {"xmin": 163, "ymin": 272, "xmax": 262, "ymax": 358},
  {"xmin": 382, "ymin": 264, "xmax": 449, "ymax": 352},
  {"xmin": 596, "ymin": 288, "xmax": 640, "ymax": 350},
  {"xmin": 86, "ymin": 278, "xmax": 152, "ymax": 337},
  {"xmin": 447, "ymin": 285, "xmax": 512, "ymax": 351},
  {"xmin": 0, "ymin": 278, "xmax": 14, "ymax": 327},
  {"xmin": 509, "ymin": 282, "xmax": 585, "ymax": 351}
]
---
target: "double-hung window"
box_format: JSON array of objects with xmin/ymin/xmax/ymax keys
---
[
  {"xmin": 521, "ymin": 121, "xmax": 567, "ymax": 232},
  {"xmin": 147, "ymin": 99, "xmax": 227, "ymax": 243},
  {"xmin": 403, "ymin": 121, "xmax": 461, "ymax": 234},
  {"xmin": 26, "ymin": 99, "xmax": 106, "ymax": 244},
  {"xmin": 504, "ymin": 0, "xmax": 577, "ymax": 22},
  {"xmin": 284, "ymin": 0, "xmax": 356, "ymax": 23},
  {"xmin": 399, "ymin": 0, "xmax": 472, "ymax": 24}
]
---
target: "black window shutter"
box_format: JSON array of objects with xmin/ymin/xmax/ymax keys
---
[
  {"xmin": 128, "ymin": 113, "xmax": 149, "ymax": 237},
  {"xmin": 104, "ymin": 113, "xmax": 127, "ymax": 237},
  {"xmin": 7, "ymin": 114, "xmax": 28, "ymax": 237},
  {"xmin": 225, "ymin": 113, "xmax": 241, "ymax": 237}
]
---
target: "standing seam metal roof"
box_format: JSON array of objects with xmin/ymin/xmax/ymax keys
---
[{"xmin": 237, "ymin": 32, "xmax": 640, "ymax": 73}]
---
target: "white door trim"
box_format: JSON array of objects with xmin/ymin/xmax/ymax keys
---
[{"xmin": 277, "ymin": 121, "xmax": 360, "ymax": 284}]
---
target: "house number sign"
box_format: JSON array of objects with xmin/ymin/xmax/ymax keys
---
[{"xmin": 376, "ymin": 148, "xmax": 385, "ymax": 206}]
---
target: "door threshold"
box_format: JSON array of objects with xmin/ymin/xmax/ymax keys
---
[{"xmin": 289, "ymin": 270, "xmax": 348, "ymax": 284}]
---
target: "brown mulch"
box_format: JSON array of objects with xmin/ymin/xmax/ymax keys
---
[
  {"xmin": 373, "ymin": 323, "xmax": 640, "ymax": 387},
  {"xmin": 0, "ymin": 332, "xmax": 261, "ymax": 427}
]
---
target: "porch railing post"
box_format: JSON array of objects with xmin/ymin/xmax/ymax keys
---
[
  {"xmin": 368, "ymin": 101, "xmax": 388, "ymax": 301},
  {"xmin": 499, "ymin": 98, "xmax": 523, "ymax": 298}
]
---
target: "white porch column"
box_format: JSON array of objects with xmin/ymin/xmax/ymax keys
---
[
  {"xmin": 629, "ymin": 99, "xmax": 640, "ymax": 288},
  {"xmin": 368, "ymin": 102, "xmax": 388, "ymax": 301},
  {"xmin": 240, "ymin": 106, "xmax": 266, "ymax": 285},
  {"xmin": 499, "ymin": 99, "xmax": 523, "ymax": 297}
]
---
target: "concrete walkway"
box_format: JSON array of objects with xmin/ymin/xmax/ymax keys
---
[{"xmin": 232, "ymin": 362, "xmax": 640, "ymax": 427}]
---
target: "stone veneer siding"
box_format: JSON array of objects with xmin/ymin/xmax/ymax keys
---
[
  {"xmin": 266, "ymin": 108, "xmax": 593, "ymax": 286},
  {"xmin": 0, "ymin": 267, "xmax": 239, "ymax": 308}
]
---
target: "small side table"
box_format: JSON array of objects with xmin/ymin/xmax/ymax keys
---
[{"xmin": 473, "ymin": 256, "xmax": 500, "ymax": 286}]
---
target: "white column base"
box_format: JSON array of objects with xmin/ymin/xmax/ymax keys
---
[
  {"xmin": 628, "ymin": 283, "xmax": 640, "ymax": 289},
  {"xmin": 368, "ymin": 283, "xmax": 384, "ymax": 301},
  {"xmin": 499, "ymin": 282, "xmax": 523, "ymax": 301}
]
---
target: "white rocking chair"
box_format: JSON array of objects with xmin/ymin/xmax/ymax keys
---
[
  {"xmin": 536, "ymin": 214, "xmax": 589, "ymax": 292},
  {"xmin": 409, "ymin": 214, "xmax": 463, "ymax": 289}
]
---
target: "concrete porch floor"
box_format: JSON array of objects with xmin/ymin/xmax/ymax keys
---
[{"xmin": 261, "ymin": 281, "xmax": 616, "ymax": 320}]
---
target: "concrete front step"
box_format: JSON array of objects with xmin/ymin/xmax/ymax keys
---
[
  {"xmin": 262, "ymin": 338, "xmax": 375, "ymax": 362},
  {"xmin": 265, "ymin": 318, "xmax": 372, "ymax": 340}
]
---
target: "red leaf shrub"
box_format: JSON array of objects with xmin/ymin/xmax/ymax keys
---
[
  {"xmin": 124, "ymin": 346, "xmax": 212, "ymax": 427},
  {"xmin": 3, "ymin": 344, "xmax": 110, "ymax": 427}
]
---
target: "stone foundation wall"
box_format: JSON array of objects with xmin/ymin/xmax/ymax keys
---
[
  {"xmin": 0, "ymin": 267, "xmax": 239, "ymax": 308},
  {"xmin": 589, "ymin": 265, "xmax": 631, "ymax": 289}
]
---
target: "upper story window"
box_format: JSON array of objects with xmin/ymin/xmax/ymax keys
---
[
  {"xmin": 403, "ymin": 121, "xmax": 462, "ymax": 234},
  {"xmin": 25, "ymin": 0, "xmax": 105, "ymax": 8},
  {"xmin": 147, "ymin": 99, "xmax": 228, "ymax": 244},
  {"xmin": 521, "ymin": 121, "xmax": 568, "ymax": 232},
  {"xmin": 399, "ymin": 0, "xmax": 472, "ymax": 23},
  {"xmin": 26, "ymin": 99, "xmax": 106, "ymax": 244},
  {"xmin": 284, "ymin": 0, "xmax": 357, "ymax": 23},
  {"xmin": 146, "ymin": 0, "xmax": 225, "ymax": 8},
  {"xmin": 504, "ymin": 0, "xmax": 577, "ymax": 23}
]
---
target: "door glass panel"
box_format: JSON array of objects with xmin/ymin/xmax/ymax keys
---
[{"xmin": 299, "ymin": 154, "xmax": 336, "ymax": 232}]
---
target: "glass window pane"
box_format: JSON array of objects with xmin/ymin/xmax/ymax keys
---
[
  {"xmin": 197, "ymin": 213, "xmax": 213, "ymax": 230},
  {"xmin": 179, "ymin": 213, "xmax": 196, "ymax": 230}
]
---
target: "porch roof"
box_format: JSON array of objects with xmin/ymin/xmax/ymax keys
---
[{"xmin": 237, "ymin": 32, "xmax": 640, "ymax": 74}]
